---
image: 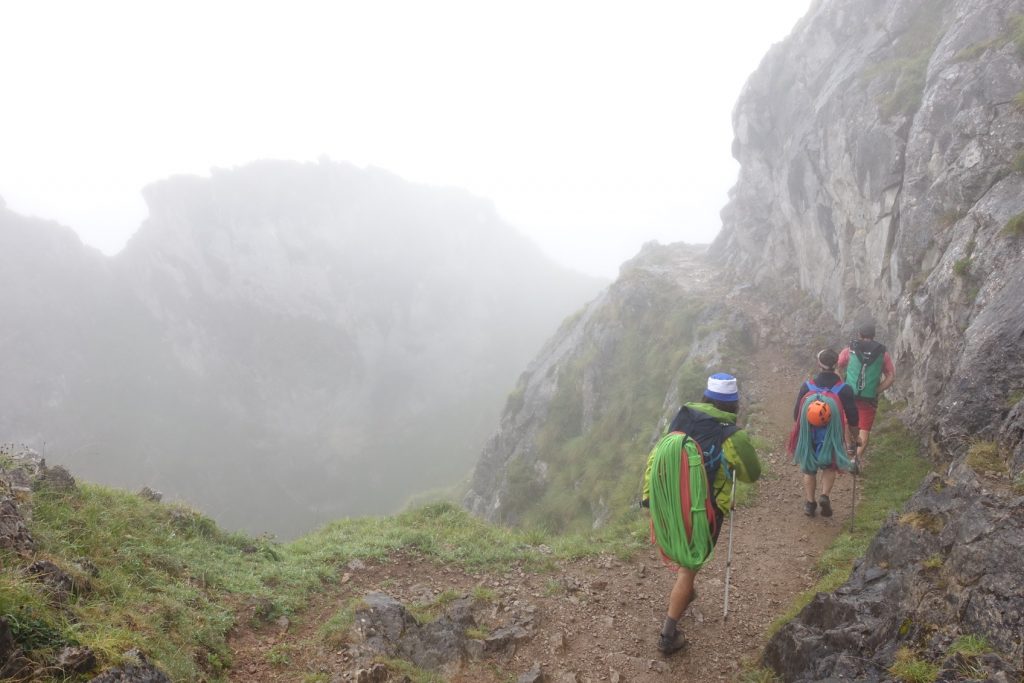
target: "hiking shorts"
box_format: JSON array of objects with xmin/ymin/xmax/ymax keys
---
[{"xmin": 855, "ymin": 399, "xmax": 877, "ymax": 431}]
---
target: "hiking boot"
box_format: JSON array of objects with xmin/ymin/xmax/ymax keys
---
[
  {"xmin": 803, "ymin": 501, "xmax": 817, "ymax": 517},
  {"xmin": 657, "ymin": 630, "xmax": 688, "ymax": 656},
  {"xmin": 818, "ymin": 495, "xmax": 833, "ymax": 517}
]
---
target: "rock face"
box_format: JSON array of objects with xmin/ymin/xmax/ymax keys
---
[
  {"xmin": 0, "ymin": 161, "xmax": 604, "ymax": 536},
  {"xmin": 764, "ymin": 466, "xmax": 1023, "ymax": 681},
  {"xmin": 710, "ymin": 0, "xmax": 1024, "ymax": 678},
  {"xmin": 713, "ymin": 0, "xmax": 1024, "ymax": 449},
  {"xmin": 87, "ymin": 653, "xmax": 171, "ymax": 683},
  {"xmin": 351, "ymin": 590, "xmax": 529, "ymax": 675}
]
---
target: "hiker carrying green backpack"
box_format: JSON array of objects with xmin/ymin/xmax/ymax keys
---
[
  {"xmin": 788, "ymin": 348, "xmax": 859, "ymax": 517},
  {"xmin": 640, "ymin": 373, "xmax": 761, "ymax": 655},
  {"xmin": 837, "ymin": 321, "xmax": 896, "ymax": 464}
]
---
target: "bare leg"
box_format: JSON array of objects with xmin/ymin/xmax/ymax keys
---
[
  {"xmin": 803, "ymin": 473, "xmax": 817, "ymax": 502},
  {"xmin": 857, "ymin": 429, "xmax": 870, "ymax": 460},
  {"xmin": 667, "ymin": 567, "xmax": 697, "ymax": 619},
  {"xmin": 820, "ymin": 469, "xmax": 838, "ymax": 497}
]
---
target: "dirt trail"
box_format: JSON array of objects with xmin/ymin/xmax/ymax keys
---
[{"xmin": 228, "ymin": 347, "xmax": 860, "ymax": 682}]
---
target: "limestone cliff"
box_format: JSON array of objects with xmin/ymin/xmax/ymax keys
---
[
  {"xmin": 714, "ymin": 0, "xmax": 1024, "ymax": 447},
  {"xmin": 714, "ymin": 0, "xmax": 1024, "ymax": 677}
]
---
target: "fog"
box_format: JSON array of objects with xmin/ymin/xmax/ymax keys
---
[
  {"xmin": 1, "ymin": 1, "xmax": 815, "ymax": 536},
  {"xmin": 1, "ymin": 0, "xmax": 810, "ymax": 278}
]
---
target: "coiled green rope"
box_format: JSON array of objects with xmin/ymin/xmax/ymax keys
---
[{"xmin": 649, "ymin": 432, "xmax": 715, "ymax": 570}]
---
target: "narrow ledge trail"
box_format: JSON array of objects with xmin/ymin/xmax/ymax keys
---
[{"xmin": 228, "ymin": 345, "xmax": 859, "ymax": 682}]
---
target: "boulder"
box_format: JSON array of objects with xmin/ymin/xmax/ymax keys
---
[
  {"xmin": 87, "ymin": 650, "xmax": 171, "ymax": 683},
  {"xmin": 0, "ymin": 498, "xmax": 34, "ymax": 554}
]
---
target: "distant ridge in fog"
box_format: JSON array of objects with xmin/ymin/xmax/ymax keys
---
[{"xmin": 0, "ymin": 160, "xmax": 606, "ymax": 536}]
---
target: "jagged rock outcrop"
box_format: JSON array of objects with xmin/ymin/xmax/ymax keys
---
[
  {"xmin": 0, "ymin": 498, "xmax": 34, "ymax": 555},
  {"xmin": 87, "ymin": 649, "xmax": 171, "ymax": 683},
  {"xmin": 764, "ymin": 465, "xmax": 1023, "ymax": 681},
  {"xmin": 709, "ymin": 0, "xmax": 1024, "ymax": 678},
  {"xmin": 0, "ymin": 161, "xmax": 604, "ymax": 536},
  {"xmin": 350, "ymin": 591, "xmax": 531, "ymax": 677},
  {"xmin": 713, "ymin": 0, "xmax": 1024, "ymax": 451}
]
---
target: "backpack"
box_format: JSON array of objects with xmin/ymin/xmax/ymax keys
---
[
  {"xmin": 787, "ymin": 381, "xmax": 853, "ymax": 473},
  {"xmin": 648, "ymin": 407, "xmax": 738, "ymax": 570},
  {"xmin": 845, "ymin": 340, "xmax": 887, "ymax": 400},
  {"xmin": 668, "ymin": 406, "xmax": 739, "ymax": 501}
]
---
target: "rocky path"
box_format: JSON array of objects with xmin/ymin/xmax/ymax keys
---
[{"xmin": 227, "ymin": 347, "xmax": 859, "ymax": 682}]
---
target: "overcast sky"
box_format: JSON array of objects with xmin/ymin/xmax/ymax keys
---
[{"xmin": 0, "ymin": 0, "xmax": 810, "ymax": 278}]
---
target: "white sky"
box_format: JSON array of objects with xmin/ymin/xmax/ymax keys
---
[{"xmin": 0, "ymin": 0, "xmax": 810, "ymax": 278}]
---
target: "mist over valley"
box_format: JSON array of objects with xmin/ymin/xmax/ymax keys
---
[{"xmin": 0, "ymin": 160, "xmax": 605, "ymax": 537}]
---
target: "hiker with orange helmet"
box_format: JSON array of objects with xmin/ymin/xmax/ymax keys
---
[{"xmin": 790, "ymin": 349, "xmax": 859, "ymax": 517}]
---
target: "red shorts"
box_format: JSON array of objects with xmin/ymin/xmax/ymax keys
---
[{"xmin": 855, "ymin": 399, "xmax": 877, "ymax": 431}]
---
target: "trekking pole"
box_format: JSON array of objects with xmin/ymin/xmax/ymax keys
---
[
  {"xmin": 849, "ymin": 444, "xmax": 858, "ymax": 533},
  {"xmin": 723, "ymin": 469, "xmax": 738, "ymax": 621}
]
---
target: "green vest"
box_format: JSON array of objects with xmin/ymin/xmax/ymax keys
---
[{"xmin": 845, "ymin": 340, "xmax": 886, "ymax": 400}]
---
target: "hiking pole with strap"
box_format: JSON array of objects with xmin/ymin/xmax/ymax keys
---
[{"xmin": 723, "ymin": 468, "xmax": 738, "ymax": 621}]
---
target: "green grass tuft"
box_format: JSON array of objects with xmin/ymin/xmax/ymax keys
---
[
  {"xmin": 899, "ymin": 510, "xmax": 944, "ymax": 533},
  {"xmin": 1002, "ymin": 211, "xmax": 1024, "ymax": 238},
  {"xmin": 374, "ymin": 657, "xmax": 446, "ymax": 683},
  {"xmin": 948, "ymin": 634, "xmax": 991, "ymax": 657},
  {"xmin": 890, "ymin": 647, "xmax": 940, "ymax": 683},
  {"xmin": 737, "ymin": 666, "xmax": 782, "ymax": 683},
  {"xmin": 1013, "ymin": 152, "xmax": 1024, "ymax": 175},
  {"xmin": 966, "ymin": 441, "xmax": 1007, "ymax": 477}
]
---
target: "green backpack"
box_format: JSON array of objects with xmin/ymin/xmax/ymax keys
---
[{"xmin": 845, "ymin": 340, "xmax": 886, "ymax": 400}]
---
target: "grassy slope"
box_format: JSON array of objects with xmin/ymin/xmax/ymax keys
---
[{"xmin": 1, "ymin": 481, "xmax": 651, "ymax": 682}]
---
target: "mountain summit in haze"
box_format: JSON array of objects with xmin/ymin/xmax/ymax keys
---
[{"xmin": 0, "ymin": 160, "xmax": 605, "ymax": 536}]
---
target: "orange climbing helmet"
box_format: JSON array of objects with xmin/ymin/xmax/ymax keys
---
[{"xmin": 806, "ymin": 399, "xmax": 832, "ymax": 427}]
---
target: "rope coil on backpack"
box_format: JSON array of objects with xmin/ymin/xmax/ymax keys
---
[
  {"xmin": 649, "ymin": 432, "xmax": 717, "ymax": 570},
  {"xmin": 788, "ymin": 382, "xmax": 854, "ymax": 473}
]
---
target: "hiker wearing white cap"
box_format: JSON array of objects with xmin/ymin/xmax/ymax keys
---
[{"xmin": 641, "ymin": 372, "xmax": 762, "ymax": 655}]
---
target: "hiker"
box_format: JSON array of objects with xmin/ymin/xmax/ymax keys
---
[
  {"xmin": 640, "ymin": 372, "xmax": 761, "ymax": 655},
  {"xmin": 790, "ymin": 349, "xmax": 859, "ymax": 517},
  {"xmin": 837, "ymin": 321, "xmax": 895, "ymax": 463}
]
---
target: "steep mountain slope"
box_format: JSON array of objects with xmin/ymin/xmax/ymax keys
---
[
  {"xmin": 464, "ymin": 243, "xmax": 759, "ymax": 531},
  {"xmin": 463, "ymin": 0, "xmax": 1024, "ymax": 677},
  {"xmin": 712, "ymin": 0, "xmax": 1024, "ymax": 678},
  {"xmin": 0, "ymin": 161, "xmax": 604, "ymax": 536}
]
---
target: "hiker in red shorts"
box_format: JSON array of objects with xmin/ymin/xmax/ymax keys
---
[{"xmin": 837, "ymin": 321, "xmax": 895, "ymax": 465}]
